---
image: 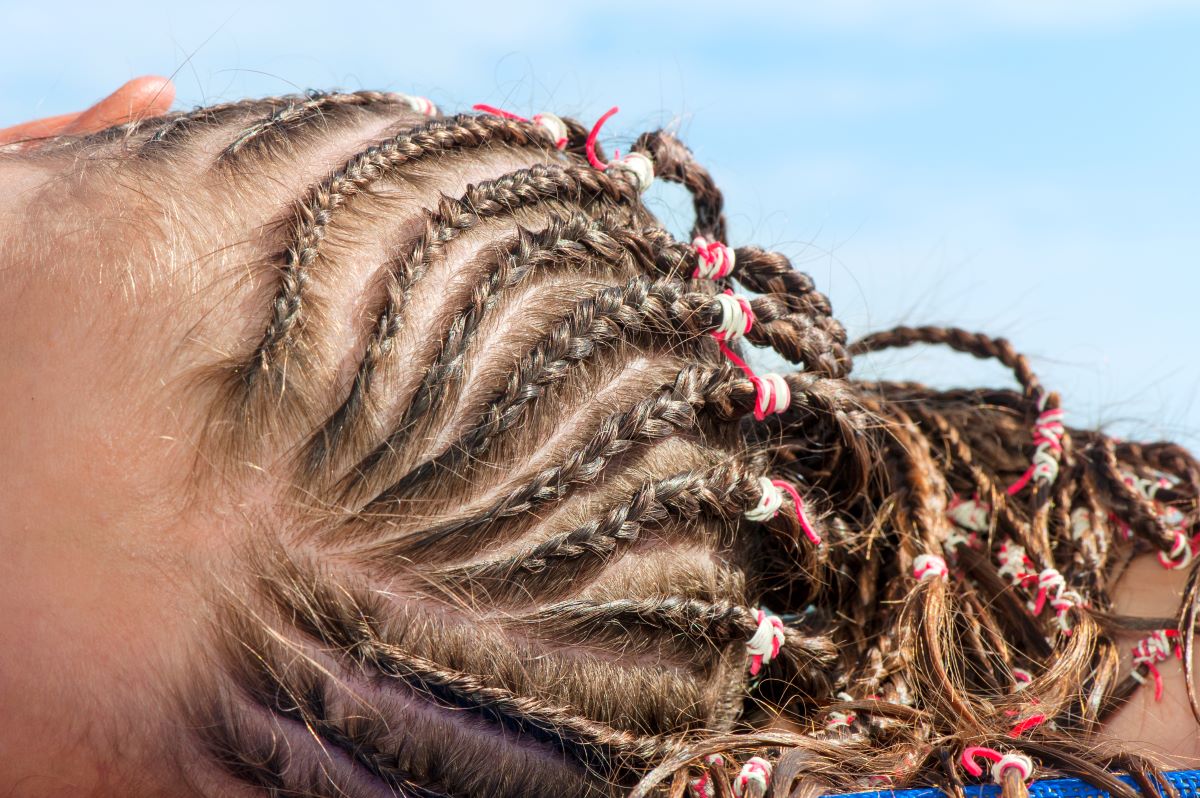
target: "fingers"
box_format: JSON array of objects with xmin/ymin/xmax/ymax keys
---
[
  {"xmin": 63, "ymin": 76, "xmax": 175, "ymax": 135},
  {"xmin": 0, "ymin": 75, "xmax": 176, "ymax": 147}
]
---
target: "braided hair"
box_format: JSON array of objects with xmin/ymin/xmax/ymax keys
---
[{"xmin": 24, "ymin": 92, "xmax": 1200, "ymax": 798}]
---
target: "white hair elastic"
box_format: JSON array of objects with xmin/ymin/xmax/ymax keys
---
[
  {"xmin": 996, "ymin": 541, "xmax": 1035, "ymax": 587},
  {"xmin": 400, "ymin": 94, "xmax": 438, "ymax": 116},
  {"xmin": 1158, "ymin": 529, "xmax": 1194, "ymax": 570},
  {"xmin": 531, "ymin": 112, "xmax": 569, "ymax": 150},
  {"xmin": 713, "ymin": 292, "xmax": 754, "ymax": 342},
  {"xmin": 947, "ymin": 495, "xmax": 991, "ymax": 533},
  {"xmin": 913, "ymin": 553, "xmax": 949, "ymax": 581},
  {"xmin": 746, "ymin": 608, "xmax": 785, "ymax": 676},
  {"xmin": 692, "ymin": 236, "xmax": 736, "ymax": 279},
  {"xmin": 744, "ymin": 477, "xmax": 784, "ymax": 522},
  {"xmin": 732, "ymin": 756, "xmax": 772, "ymax": 798},
  {"xmin": 1131, "ymin": 629, "xmax": 1181, "ymax": 701},
  {"xmin": 607, "ymin": 152, "xmax": 655, "ymax": 193},
  {"xmin": 961, "ymin": 747, "xmax": 1034, "ymax": 784},
  {"xmin": 1008, "ymin": 405, "xmax": 1065, "ymax": 495},
  {"xmin": 744, "ymin": 477, "xmax": 822, "ymax": 545}
]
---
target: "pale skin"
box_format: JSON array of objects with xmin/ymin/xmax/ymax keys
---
[{"xmin": 0, "ymin": 76, "xmax": 1196, "ymax": 795}]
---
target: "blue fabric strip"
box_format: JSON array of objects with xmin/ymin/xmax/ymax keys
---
[{"xmin": 832, "ymin": 769, "xmax": 1200, "ymax": 798}]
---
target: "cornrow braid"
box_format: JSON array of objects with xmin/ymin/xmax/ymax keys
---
[{"xmin": 218, "ymin": 89, "xmax": 408, "ymax": 162}]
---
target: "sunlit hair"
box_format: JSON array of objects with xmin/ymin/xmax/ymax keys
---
[{"xmin": 16, "ymin": 90, "xmax": 1200, "ymax": 798}]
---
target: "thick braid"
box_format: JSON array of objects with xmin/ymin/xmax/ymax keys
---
[
  {"xmin": 632, "ymin": 130, "xmax": 727, "ymax": 242},
  {"xmin": 736, "ymin": 293, "xmax": 851, "ymax": 377},
  {"xmin": 244, "ymin": 115, "xmax": 575, "ymax": 392},
  {"xmin": 347, "ymin": 276, "xmax": 718, "ymax": 502},
  {"xmin": 360, "ymin": 366, "xmax": 716, "ymax": 559},
  {"xmin": 731, "ymin": 246, "xmax": 849, "ymax": 363},
  {"xmin": 219, "ymin": 90, "xmax": 406, "ymax": 160},
  {"xmin": 851, "ymin": 326, "xmax": 1045, "ymax": 400}
]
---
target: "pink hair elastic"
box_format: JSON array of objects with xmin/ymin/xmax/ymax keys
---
[
  {"xmin": 1008, "ymin": 713, "xmax": 1048, "ymax": 738},
  {"xmin": 687, "ymin": 754, "xmax": 727, "ymax": 798},
  {"xmin": 745, "ymin": 608, "xmax": 785, "ymax": 676},
  {"xmin": 472, "ymin": 104, "xmax": 569, "ymax": 150},
  {"xmin": 692, "ymin": 236, "xmax": 736, "ymax": 279},
  {"xmin": 1131, "ymin": 629, "xmax": 1182, "ymax": 701},
  {"xmin": 1007, "ymin": 405, "xmax": 1065, "ymax": 495},
  {"xmin": 751, "ymin": 373, "xmax": 790, "ymax": 421},
  {"xmin": 913, "ymin": 553, "xmax": 949, "ymax": 581},
  {"xmin": 744, "ymin": 477, "xmax": 822, "ymax": 545},
  {"xmin": 585, "ymin": 106, "xmax": 655, "ymax": 192},
  {"xmin": 704, "ymin": 293, "xmax": 795, "ymax": 424},
  {"xmin": 732, "ymin": 756, "xmax": 772, "ymax": 798},
  {"xmin": 961, "ymin": 747, "xmax": 1034, "ymax": 784},
  {"xmin": 400, "ymin": 95, "xmax": 438, "ymax": 116},
  {"xmin": 1012, "ymin": 668, "xmax": 1033, "ymax": 690}
]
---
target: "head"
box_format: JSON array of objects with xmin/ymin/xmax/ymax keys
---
[{"xmin": 0, "ymin": 90, "xmax": 1196, "ymax": 798}]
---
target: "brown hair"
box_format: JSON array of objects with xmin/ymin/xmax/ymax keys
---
[{"xmin": 13, "ymin": 91, "xmax": 1200, "ymax": 798}]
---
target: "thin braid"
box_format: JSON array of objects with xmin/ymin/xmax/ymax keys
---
[
  {"xmin": 851, "ymin": 326, "xmax": 1046, "ymax": 400},
  {"xmin": 219, "ymin": 90, "xmax": 406, "ymax": 161},
  {"xmin": 1087, "ymin": 438, "xmax": 1179, "ymax": 552},
  {"xmin": 303, "ymin": 612, "xmax": 685, "ymax": 770},
  {"xmin": 358, "ymin": 366, "xmax": 717, "ymax": 558},
  {"xmin": 306, "ymin": 206, "xmax": 646, "ymax": 474},
  {"xmin": 242, "ymin": 115, "xmax": 575, "ymax": 393},
  {"xmin": 344, "ymin": 276, "xmax": 719, "ymax": 504},
  {"xmin": 144, "ymin": 96, "xmax": 294, "ymax": 148},
  {"xmin": 438, "ymin": 466, "xmax": 762, "ymax": 588}
]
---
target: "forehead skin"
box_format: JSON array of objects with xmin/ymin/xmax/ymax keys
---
[{"xmin": 0, "ymin": 151, "xmax": 242, "ymax": 796}]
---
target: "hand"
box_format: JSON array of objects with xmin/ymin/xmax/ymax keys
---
[{"xmin": 0, "ymin": 75, "xmax": 175, "ymax": 147}]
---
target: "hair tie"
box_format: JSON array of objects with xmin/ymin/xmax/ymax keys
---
[
  {"xmin": 827, "ymin": 692, "xmax": 858, "ymax": 730},
  {"xmin": 585, "ymin": 106, "xmax": 655, "ymax": 192},
  {"xmin": 1008, "ymin": 713, "xmax": 1048, "ymax": 738},
  {"xmin": 712, "ymin": 292, "xmax": 754, "ymax": 342},
  {"xmin": 732, "ymin": 756, "xmax": 772, "ymax": 798},
  {"xmin": 473, "ymin": 105, "xmax": 570, "ymax": 150},
  {"xmin": 1131, "ymin": 629, "xmax": 1182, "ymax": 701},
  {"xmin": 1012, "ymin": 668, "xmax": 1033, "ymax": 690},
  {"xmin": 692, "ymin": 236, "xmax": 736, "ymax": 279},
  {"xmin": 1031, "ymin": 568, "xmax": 1065, "ymax": 615},
  {"xmin": 531, "ymin": 113, "xmax": 569, "ymax": 150},
  {"xmin": 400, "ymin": 95, "xmax": 438, "ymax": 116},
  {"xmin": 687, "ymin": 754, "xmax": 727, "ymax": 798},
  {"xmin": 751, "ymin": 373, "xmax": 790, "ymax": 421},
  {"xmin": 947, "ymin": 495, "xmax": 991, "ymax": 533},
  {"xmin": 746, "ymin": 608, "xmax": 785, "ymax": 676},
  {"xmin": 1158, "ymin": 529, "xmax": 1194, "ymax": 570},
  {"xmin": 996, "ymin": 542, "xmax": 1036, "ymax": 588},
  {"xmin": 744, "ymin": 478, "xmax": 821, "ymax": 545},
  {"xmin": 1007, "ymin": 406, "xmax": 1065, "ymax": 495},
  {"xmin": 961, "ymin": 747, "xmax": 1034, "ymax": 784},
  {"xmin": 913, "ymin": 553, "xmax": 949, "ymax": 581}
]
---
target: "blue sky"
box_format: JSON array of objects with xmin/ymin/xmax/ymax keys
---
[{"xmin": 3, "ymin": 0, "xmax": 1198, "ymax": 443}]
